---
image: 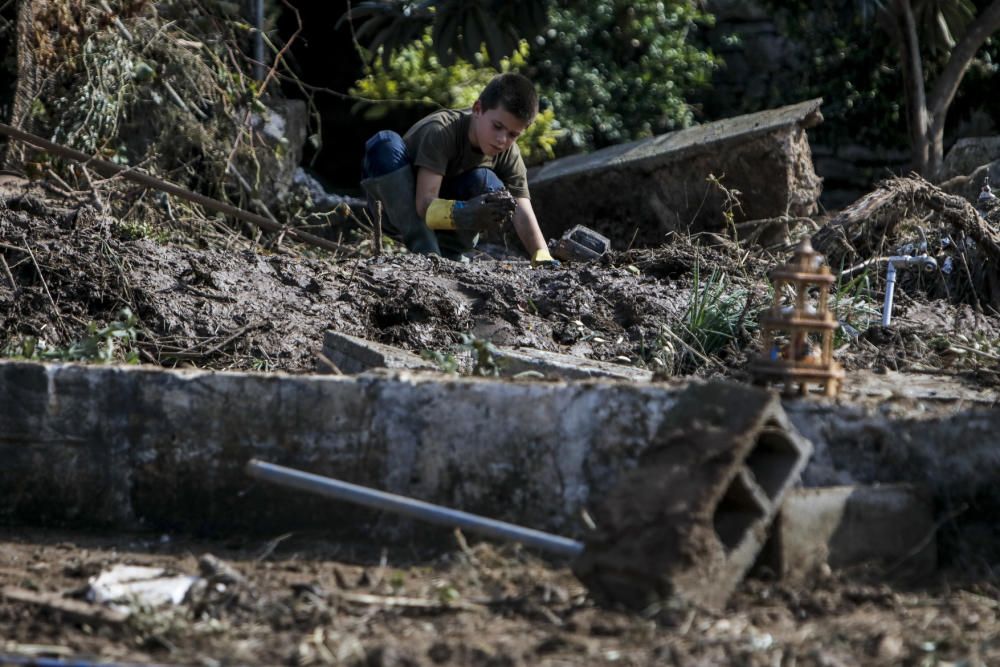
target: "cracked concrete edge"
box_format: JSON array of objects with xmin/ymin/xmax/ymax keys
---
[{"xmin": 0, "ymin": 360, "xmax": 680, "ymax": 533}]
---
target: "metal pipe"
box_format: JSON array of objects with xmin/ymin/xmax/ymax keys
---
[
  {"xmin": 0, "ymin": 654, "xmax": 161, "ymax": 667},
  {"xmin": 253, "ymin": 0, "xmax": 266, "ymax": 81},
  {"xmin": 246, "ymin": 460, "xmax": 586, "ymax": 559},
  {"xmin": 881, "ymin": 254, "xmax": 937, "ymax": 327}
]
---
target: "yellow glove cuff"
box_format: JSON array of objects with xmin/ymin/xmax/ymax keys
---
[
  {"xmin": 532, "ymin": 247, "xmax": 554, "ymax": 265},
  {"xmin": 425, "ymin": 199, "xmax": 457, "ymax": 230}
]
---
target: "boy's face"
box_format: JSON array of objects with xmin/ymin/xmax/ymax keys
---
[{"xmin": 470, "ymin": 100, "xmax": 531, "ymax": 157}]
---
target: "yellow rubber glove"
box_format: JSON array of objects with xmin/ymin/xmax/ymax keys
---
[
  {"xmin": 425, "ymin": 199, "xmax": 459, "ymax": 230},
  {"xmin": 425, "ymin": 192, "xmax": 517, "ymax": 231},
  {"xmin": 532, "ymin": 247, "xmax": 561, "ymax": 268}
]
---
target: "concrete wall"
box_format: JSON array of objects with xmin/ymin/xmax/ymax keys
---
[
  {"xmin": 0, "ymin": 361, "xmax": 677, "ymax": 534},
  {"xmin": 3, "ymin": 361, "xmax": 998, "ymax": 536}
]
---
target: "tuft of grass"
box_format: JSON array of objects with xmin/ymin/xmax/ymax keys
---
[
  {"xmin": 675, "ymin": 264, "xmax": 753, "ymax": 370},
  {"xmin": 830, "ymin": 264, "xmax": 880, "ymax": 344}
]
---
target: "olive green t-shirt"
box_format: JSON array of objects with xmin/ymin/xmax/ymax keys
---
[{"xmin": 403, "ymin": 109, "xmax": 530, "ymax": 200}]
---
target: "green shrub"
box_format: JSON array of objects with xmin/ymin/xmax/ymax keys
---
[
  {"xmin": 526, "ymin": 0, "xmax": 719, "ymax": 150},
  {"xmin": 351, "ymin": 31, "xmax": 562, "ymax": 165}
]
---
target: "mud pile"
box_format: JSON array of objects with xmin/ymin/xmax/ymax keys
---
[{"xmin": 2, "ymin": 178, "xmax": 774, "ymax": 374}]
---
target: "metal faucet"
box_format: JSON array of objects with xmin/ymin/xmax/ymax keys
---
[{"xmin": 882, "ymin": 255, "xmax": 937, "ymax": 327}]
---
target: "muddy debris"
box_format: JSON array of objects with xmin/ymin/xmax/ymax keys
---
[
  {"xmin": 1, "ymin": 177, "xmax": 765, "ymax": 376},
  {"xmin": 812, "ymin": 175, "xmax": 1000, "ymax": 309}
]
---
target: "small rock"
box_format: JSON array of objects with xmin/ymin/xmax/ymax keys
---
[{"xmin": 875, "ymin": 634, "xmax": 903, "ymax": 660}]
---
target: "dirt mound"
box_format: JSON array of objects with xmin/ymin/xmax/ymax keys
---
[{"xmin": 2, "ymin": 179, "xmax": 758, "ymax": 374}]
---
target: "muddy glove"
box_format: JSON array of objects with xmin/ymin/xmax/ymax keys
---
[
  {"xmin": 531, "ymin": 247, "xmax": 561, "ymax": 268},
  {"xmin": 425, "ymin": 191, "xmax": 516, "ymax": 232}
]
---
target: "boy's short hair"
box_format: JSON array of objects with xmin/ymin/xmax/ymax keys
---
[{"xmin": 479, "ymin": 73, "xmax": 538, "ymax": 124}]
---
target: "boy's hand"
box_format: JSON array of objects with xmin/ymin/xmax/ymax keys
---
[
  {"xmin": 453, "ymin": 191, "xmax": 517, "ymax": 231},
  {"xmin": 531, "ymin": 247, "xmax": 561, "ymax": 268}
]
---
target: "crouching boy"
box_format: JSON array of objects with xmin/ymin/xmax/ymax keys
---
[{"xmin": 360, "ymin": 72, "xmax": 557, "ymax": 265}]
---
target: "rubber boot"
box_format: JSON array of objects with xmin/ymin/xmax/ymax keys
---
[{"xmin": 361, "ymin": 167, "xmax": 441, "ymax": 256}]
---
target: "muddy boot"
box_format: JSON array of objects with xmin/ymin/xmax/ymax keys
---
[{"xmin": 361, "ymin": 167, "xmax": 440, "ymax": 256}]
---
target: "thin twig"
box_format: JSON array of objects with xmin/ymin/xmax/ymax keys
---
[
  {"xmin": 77, "ymin": 165, "xmax": 105, "ymax": 213},
  {"xmin": 373, "ymin": 201, "xmax": 383, "ymax": 257},
  {"xmin": 44, "ymin": 168, "xmax": 78, "ymax": 194},
  {"xmin": 315, "ymin": 351, "xmax": 343, "ymax": 375},
  {"xmin": 334, "ymin": 590, "xmax": 484, "ymax": 613},
  {"xmin": 0, "ymin": 253, "xmax": 16, "ymax": 291},
  {"xmin": 98, "ymin": 0, "xmax": 134, "ymax": 42},
  {"xmin": 948, "ymin": 342, "xmax": 1000, "ymax": 361},
  {"xmin": 158, "ymin": 323, "xmax": 258, "ymax": 360},
  {"xmin": 223, "ymin": 0, "xmax": 302, "ymax": 177},
  {"xmin": 21, "ymin": 243, "xmax": 69, "ymax": 337}
]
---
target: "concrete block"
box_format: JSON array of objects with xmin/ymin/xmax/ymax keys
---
[
  {"xmin": 758, "ymin": 485, "xmax": 936, "ymax": 580},
  {"xmin": 573, "ymin": 381, "xmax": 812, "ymax": 611},
  {"xmin": 528, "ymin": 99, "xmax": 823, "ymax": 247},
  {"xmin": 320, "ymin": 331, "xmax": 434, "ymax": 374},
  {"xmin": 549, "ymin": 225, "xmax": 610, "ymax": 262},
  {"xmin": 493, "ymin": 347, "xmax": 652, "ymax": 382}
]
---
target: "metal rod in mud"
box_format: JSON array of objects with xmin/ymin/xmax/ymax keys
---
[
  {"xmin": 246, "ymin": 459, "xmax": 586, "ymax": 558},
  {"xmin": 0, "ymin": 122, "xmax": 344, "ymax": 255}
]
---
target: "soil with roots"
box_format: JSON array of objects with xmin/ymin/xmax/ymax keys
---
[
  {"xmin": 3, "ymin": 173, "xmax": 1000, "ymax": 665},
  {"xmin": 2, "ymin": 528, "xmax": 999, "ymax": 666}
]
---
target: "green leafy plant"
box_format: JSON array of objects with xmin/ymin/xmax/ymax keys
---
[
  {"xmin": 461, "ymin": 333, "xmax": 501, "ymax": 377},
  {"xmin": 527, "ymin": 0, "xmax": 719, "ymax": 150},
  {"xmin": 348, "ymin": 1, "xmax": 719, "ymax": 154},
  {"xmin": 421, "ymin": 348, "xmax": 459, "ymax": 373},
  {"xmin": 421, "ymin": 333, "xmax": 501, "ymax": 376},
  {"xmin": 2, "ymin": 308, "xmax": 141, "ymax": 364}
]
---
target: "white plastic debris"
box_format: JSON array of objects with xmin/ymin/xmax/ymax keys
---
[{"xmin": 87, "ymin": 564, "xmax": 199, "ymax": 613}]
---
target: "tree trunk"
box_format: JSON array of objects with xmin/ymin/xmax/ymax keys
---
[
  {"xmin": 924, "ymin": 0, "xmax": 1000, "ymax": 179},
  {"xmin": 885, "ymin": 0, "xmax": 1000, "ymax": 178},
  {"xmin": 895, "ymin": 0, "xmax": 929, "ymax": 174}
]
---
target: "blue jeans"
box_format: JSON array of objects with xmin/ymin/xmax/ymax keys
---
[{"xmin": 362, "ymin": 130, "xmax": 504, "ymax": 202}]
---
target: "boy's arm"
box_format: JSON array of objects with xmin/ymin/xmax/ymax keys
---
[
  {"xmin": 513, "ymin": 198, "xmax": 557, "ymax": 266},
  {"xmin": 415, "ymin": 167, "xmax": 444, "ymax": 218}
]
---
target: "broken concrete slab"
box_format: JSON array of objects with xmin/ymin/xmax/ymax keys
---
[
  {"xmin": 528, "ymin": 99, "xmax": 824, "ymax": 247},
  {"xmin": 320, "ymin": 330, "xmax": 435, "ymax": 374},
  {"xmin": 493, "ymin": 347, "xmax": 653, "ymax": 382},
  {"xmin": 842, "ymin": 369, "xmax": 998, "ymax": 404},
  {"xmin": 758, "ymin": 485, "xmax": 936, "ymax": 581},
  {"xmin": 573, "ymin": 381, "xmax": 812, "ymax": 611},
  {"xmin": 320, "ymin": 333, "xmax": 650, "ymax": 381}
]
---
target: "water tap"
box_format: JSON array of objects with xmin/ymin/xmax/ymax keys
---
[{"xmin": 882, "ymin": 255, "xmax": 938, "ymax": 327}]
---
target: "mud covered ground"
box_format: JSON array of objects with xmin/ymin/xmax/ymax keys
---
[
  {"xmin": 3, "ymin": 174, "xmax": 1000, "ymax": 665},
  {"xmin": 3, "ymin": 176, "xmax": 999, "ymax": 381},
  {"xmin": 2, "ymin": 528, "xmax": 1000, "ymax": 666}
]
